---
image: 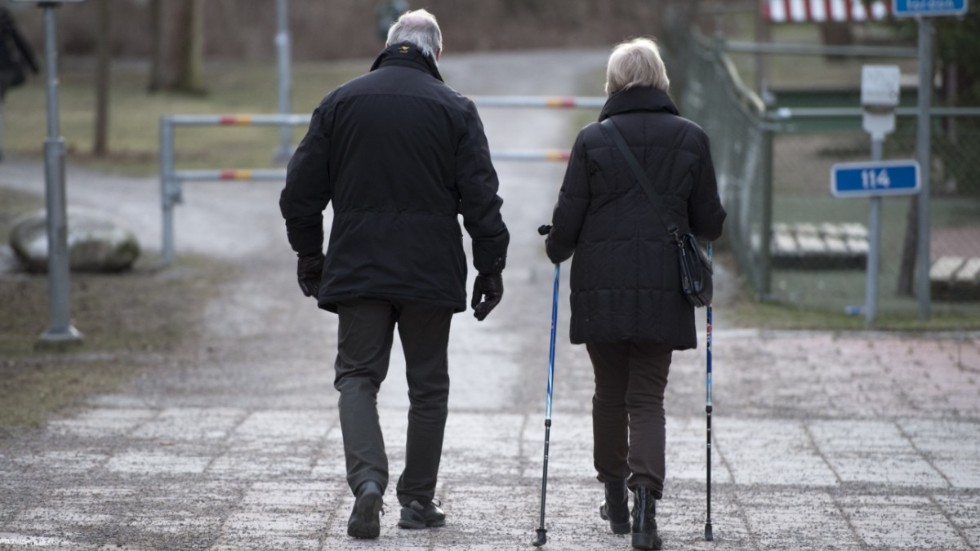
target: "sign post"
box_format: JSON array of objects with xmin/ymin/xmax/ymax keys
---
[
  {"xmin": 274, "ymin": 0, "xmax": 292, "ymax": 162},
  {"xmin": 893, "ymin": 0, "xmax": 969, "ymax": 321},
  {"xmin": 13, "ymin": 0, "xmax": 85, "ymax": 348},
  {"xmin": 832, "ymin": 158, "xmax": 920, "ymax": 325},
  {"xmin": 831, "ymin": 64, "xmax": 917, "ymax": 326}
]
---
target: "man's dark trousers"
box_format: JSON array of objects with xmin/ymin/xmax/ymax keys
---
[{"xmin": 334, "ymin": 298, "xmax": 453, "ymax": 506}]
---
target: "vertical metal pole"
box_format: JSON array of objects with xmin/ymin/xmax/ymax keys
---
[
  {"xmin": 274, "ymin": 0, "xmax": 293, "ymax": 162},
  {"xmin": 758, "ymin": 121, "xmax": 774, "ymax": 298},
  {"xmin": 915, "ymin": 17, "xmax": 933, "ymax": 320},
  {"xmin": 0, "ymin": 100, "xmax": 5, "ymax": 161},
  {"xmin": 38, "ymin": 4, "xmax": 82, "ymax": 348},
  {"xmin": 755, "ymin": 3, "xmax": 770, "ymax": 101},
  {"xmin": 533, "ymin": 263, "xmax": 560, "ymax": 548},
  {"xmin": 866, "ymin": 137, "xmax": 883, "ymax": 326},
  {"xmin": 160, "ymin": 116, "xmax": 176, "ymax": 265},
  {"xmin": 704, "ymin": 243, "xmax": 714, "ymax": 542}
]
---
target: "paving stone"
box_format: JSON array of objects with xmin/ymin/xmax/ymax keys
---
[
  {"xmin": 0, "ymin": 532, "xmax": 96, "ymax": 550},
  {"xmin": 232, "ymin": 410, "xmax": 331, "ymax": 441},
  {"xmin": 104, "ymin": 451, "xmax": 212, "ymax": 475},
  {"xmin": 840, "ymin": 495, "xmax": 973, "ymax": 550},
  {"xmin": 930, "ymin": 457, "xmax": 980, "ymax": 489},
  {"xmin": 46, "ymin": 408, "xmax": 158, "ymax": 438},
  {"xmin": 208, "ymin": 453, "xmax": 315, "ymax": 479},
  {"xmin": 740, "ymin": 489, "xmax": 862, "ymax": 550},
  {"xmin": 130, "ymin": 407, "xmax": 246, "ymax": 441},
  {"xmin": 823, "ymin": 452, "xmax": 947, "ymax": 488},
  {"xmin": 716, "ymin": 418, "xmax": 839, "ymax": 487}
]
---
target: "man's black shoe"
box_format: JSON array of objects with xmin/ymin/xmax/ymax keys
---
[
  {"xmin": 347, "ymin": 481, "xmax": 384, "ymax": 539},
  {"xmin": 398, "ymin": 499, "xmax": 446, "ymax": 529}
]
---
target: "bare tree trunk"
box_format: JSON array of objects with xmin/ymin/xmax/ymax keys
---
[
  {"xmin": 148, "ymin": 0, "xmax": 206, "ymax": 95},
  {"xmin": 174, "ymin": 0, "xmax": 206, "ymax": 95},
  {"xmin": 896, "ymin": 196, "xmax": 918, "ymax": 296},
  {"xmin": 148, "ymin": 0, "xmax": 166, "ymax": 92},
  {"xmin": 661, "ymin": 0, "xmax": 701, "ymax": 101},
  {"xmin": 94, "ymin": 0, "xmax": 110, "ymax": 156}
]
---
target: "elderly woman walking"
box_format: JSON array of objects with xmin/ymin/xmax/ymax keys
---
[{"xmin": 544, "ymin": 38, "xmax": 726, "ymax": 550}]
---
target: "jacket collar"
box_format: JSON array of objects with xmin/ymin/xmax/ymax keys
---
[
  {"xmin": 599, "ymin": 86, "xmax": 678, "ymax": 121},
  {"xmin": 369, "ymin": 42, "xmax": 444, "ymax": 82}
]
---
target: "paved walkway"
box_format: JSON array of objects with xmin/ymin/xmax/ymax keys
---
[
  {"xmin": 1, "ymin": 329, "xmax": 977, "ymax": 550},
  {"xmin": 1, "ymin": 49, "xmax": 979, "ymax": 550}
]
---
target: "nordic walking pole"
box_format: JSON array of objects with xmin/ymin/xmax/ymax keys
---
[
  {"xmin": 705, "ymin": 242, "xmax": 714, "ymax": 542},
  {"xmin": 533, "ymin": 225, "xmax": 559, "ymax": 547}
]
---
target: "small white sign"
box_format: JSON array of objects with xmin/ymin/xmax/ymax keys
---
[{"xmin": 861, "ymin": 65, "xmax": 901, "ymax": 109}]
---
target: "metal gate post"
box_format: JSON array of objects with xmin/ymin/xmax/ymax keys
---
[
  {"xmin": 758, "ymin": 120, "xmax": 774, "ymax": 298},
  {"xmin": 37, "ymin": 3, "xmax": 82, "ymax": 348},
  {"xmin": 915, "ymin": 17, "xmax": 933, "ymax": 320},
  {"xmin": 160, "ymin": 116, "xmax": 177, "ymax": 265}
]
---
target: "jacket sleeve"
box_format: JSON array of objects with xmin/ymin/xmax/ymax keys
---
[
  {"xmin": 546, "ymin": 129, "xmax": 590, "ymax": 264},
  {"xmin": 687, "ymin": 132, "xmax": 726, "ymax": 242},
  {"xmin": 456, "ymin": 101, "xmax": 509, "ymax": 275},
  {"xmin": 279, "ymin": 104, "xmax": 333, "ymax": 256}
]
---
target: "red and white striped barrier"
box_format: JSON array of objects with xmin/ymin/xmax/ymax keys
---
[{"xmin": 762, "ymin": 0, "xmax": 892, "ymax": 22}]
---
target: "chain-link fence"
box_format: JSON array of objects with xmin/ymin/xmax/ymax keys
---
[
  {"xmin": 682, "ymin": 33, "xmax": 980, "ymax": 319},
  {"xmin": 683, "ymin": 35, "xmax": 773, "ymax": 296}
]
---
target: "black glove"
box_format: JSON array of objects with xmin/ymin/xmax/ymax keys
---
[
  {"xmin": 296, "ymin": 252, "xmax": 324, "ymax": 299},
  {"xmin": 471, "ymin": 272, "xmax": 503, "ymax": 321},
  {"xmin": 537, "ymin": 224, "xmax": 552, "ymax": 236}
]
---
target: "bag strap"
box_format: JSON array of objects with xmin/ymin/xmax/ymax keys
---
[{"xmin": 599, "ymin": 117, "xmax": 679, "ymax": 240}]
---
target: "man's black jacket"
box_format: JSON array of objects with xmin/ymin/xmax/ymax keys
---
[{"xmin": 280, "ymin": 43, "xmax": 509, "ymax": 313}]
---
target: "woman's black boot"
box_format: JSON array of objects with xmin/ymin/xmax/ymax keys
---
[
  {"xmin": 598, "ymin": 479, "xmax": 631, "ymax": 534},
  {"xmin": 631, "ymin": 487, "xmax": 663, "ymax": 550}
]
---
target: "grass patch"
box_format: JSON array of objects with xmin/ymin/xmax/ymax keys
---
[
  {"xmin": 715, "ymin": 249, "xmax": 980, "ymax": 331},
  {"xmin": 2, "ymin": 60, "xmax": 365, "ymax": 176},
  {"xmin": 727, "ymin": 294, "xmax": 980, "ymax": 331}
]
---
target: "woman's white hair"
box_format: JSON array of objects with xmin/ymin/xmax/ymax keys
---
[
  {"xmin": 386, "ymin": 9, "xmax": 442, "ymax": 59},
  {"xmin": 605, "ymin": 38, "xmax": 670, "ymax": 96}
]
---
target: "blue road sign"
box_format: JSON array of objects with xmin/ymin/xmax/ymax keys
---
[
  {"xmin": 893, "ymin": 0, "xmax": 968, "ymax": 17},
  {"xmin": 831, "ymin": 160, "xmax": 921, "ymax": 198}
]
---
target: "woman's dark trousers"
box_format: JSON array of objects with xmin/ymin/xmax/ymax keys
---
[
  {"xmin": 587, "ymin": 341, "xmax": 672, "ymax": 497},
  {"xmin": 334, "ymin": 299, "xmax": 453, "ymax": 507}
]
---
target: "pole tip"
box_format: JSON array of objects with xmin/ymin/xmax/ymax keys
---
[
  {"xmin": 532, "ymin": 528, "xmax": 548, "ymax": 547},
  {"xmin": 705, "ymin": 523, "xmax": 714, "ymax": 541}
]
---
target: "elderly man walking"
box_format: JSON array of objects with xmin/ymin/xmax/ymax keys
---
[{"xmin": 279, "ymin": 9, "xmax": 509, "ymax": 540}]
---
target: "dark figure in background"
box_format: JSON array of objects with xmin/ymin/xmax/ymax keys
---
[
  {"xmin": 0, "ymin": 7, "xmax": 39, "ymax": 161},
  {"xmin": 545, "ymin": 38, "xmax": 726, "ymax": 551},
  {"xmin": 279, "ymin": 8, "xmax": 509, "ymax": 541}
]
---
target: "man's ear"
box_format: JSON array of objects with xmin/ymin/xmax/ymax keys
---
[{"xmin": 435, "ymin": 49, "xmax": 442, "ymax": 62}]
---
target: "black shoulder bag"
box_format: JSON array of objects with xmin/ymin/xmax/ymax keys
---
[{"xmin": 600, "ymin": 117, "xmax": 713, "ymax": 307}]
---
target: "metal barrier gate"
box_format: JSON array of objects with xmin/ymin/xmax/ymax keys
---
[{"xmin": 158, "ymin": 95, "xmax": 605, "ymax": 264}]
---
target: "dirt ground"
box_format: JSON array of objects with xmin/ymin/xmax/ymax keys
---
[{"xmin": 0, "ymin": 187, "xmax": 229, "ymax": 431}]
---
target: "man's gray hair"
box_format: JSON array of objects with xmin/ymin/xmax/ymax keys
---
[
  {"xmin": 605, "ymin": 38, "xmax": 670, "ymax": 96},
  {"xmin": 386, "ymin": 9, "xmax": 442, "ymax": 59}
]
